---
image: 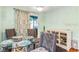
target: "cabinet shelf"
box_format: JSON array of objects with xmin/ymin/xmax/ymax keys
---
[{"xmin": 55, "ymin": 30, "xmax": 71, "ymax": 50}]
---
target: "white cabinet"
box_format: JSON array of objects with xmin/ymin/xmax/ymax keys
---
[{"xmin": 54, "ymin": 30, "xmax": 71, "ymax": 51}]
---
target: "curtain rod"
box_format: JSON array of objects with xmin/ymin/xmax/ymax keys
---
[
  {"xmin": 13, "ymin": 8, "xmax": 29, "ymax": 13},
  {"xmin": 13, "ymin": 8, "xmax": 38, "ymax": 14}
]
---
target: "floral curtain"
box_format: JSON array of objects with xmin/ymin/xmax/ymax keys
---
[{"xmin": 15, "ymin": 9, "xmax": 28, "ymax": 36}]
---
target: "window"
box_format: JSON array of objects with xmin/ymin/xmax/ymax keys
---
[{"xmin": 29, "ymin": 15, "xmax": 38, "ymax": 29}]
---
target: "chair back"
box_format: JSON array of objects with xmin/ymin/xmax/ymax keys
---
[{"xmin": 5, "ymin": 29, "xmax": 16, "ymax": 39}]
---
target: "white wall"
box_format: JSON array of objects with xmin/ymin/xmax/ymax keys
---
[
  {"xmin": 1, "ymin": 7, "xmax": 16, "ymax": 41},
  {"xmin": 0, "ymin": 7, "xmax": 2, "ymax": 42},
  {"xmin": 38, "ymin": 13, "xmax": 46, "ymax": 38},
  {"xmin": 43, "ymin": 7, "xmax": 79, "ymax": 49}
]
